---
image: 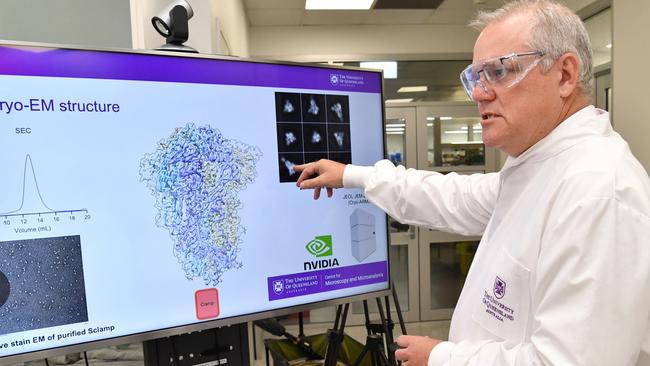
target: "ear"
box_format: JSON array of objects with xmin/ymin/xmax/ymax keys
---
[{"xmin": 557, "ymin": 53, "xmax": 581, "ymax": 98}]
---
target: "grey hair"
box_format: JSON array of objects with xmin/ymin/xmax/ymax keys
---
[{"xmin": 470, "ymin": 0, "xmax": 594, "ymax": 96}]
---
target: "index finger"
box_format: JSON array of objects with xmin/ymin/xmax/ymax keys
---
[
  {"xmin": 395, "ymin": 335, "xmax": 411, "ymax": 347},
  {"xmin": 293, "ymin": 163, "xmax": 308, "ymax": 173},
  {"xmin": 296, "ymin": 163, "xmax": 319, "ymax": 187}
]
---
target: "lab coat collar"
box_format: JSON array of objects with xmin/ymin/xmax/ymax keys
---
[{"xmin": 501, "ymin": 105, "xmax": 610, "ymax": 171}]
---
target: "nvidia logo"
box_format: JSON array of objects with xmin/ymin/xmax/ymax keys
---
[{"xmin": 306, "ymin": 235, "xmax": 333, "ymax": 257}]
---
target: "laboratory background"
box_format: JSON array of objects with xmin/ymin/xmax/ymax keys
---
[{"xmin": 0, "ymin": 0, "xmax": 646, "ymax": 366}]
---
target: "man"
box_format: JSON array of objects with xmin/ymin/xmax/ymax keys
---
[{"xmin": 295, "ymin": 0, "xmax": 650, "ymax": 365}]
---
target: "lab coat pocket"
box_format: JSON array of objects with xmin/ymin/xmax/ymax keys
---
[{"xmin": 471, "ymin": 249, "xmax": 531, "ymax": 342}]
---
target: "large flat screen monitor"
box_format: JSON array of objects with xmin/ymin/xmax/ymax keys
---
[{"xmin": 0, "ymin": 42, "xmax": 388, "ymax": 364}]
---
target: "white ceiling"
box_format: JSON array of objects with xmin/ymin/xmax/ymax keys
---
[
  {"xmin": 244, "ymin": 0, "xmax": 600, "ymax": 27},
  {"xmin": 244, "ymin": 0, "xmax": 506, "ymax": 26},
  {"xmin": 244, "ymin": 0, "xmax": 610, "ymax": 103}
]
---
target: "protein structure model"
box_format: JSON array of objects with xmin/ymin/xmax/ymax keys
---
[{"xmin": 140, "ymin": 123, "xmax": 262, "ymax": 286}]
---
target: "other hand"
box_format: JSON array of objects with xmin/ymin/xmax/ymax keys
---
[
  {"xmin": 395, "ymin": 335, "xmax": 442, "ymax": 366},
  {"xmin": 294, "ymin": 159, "xmax": 346, "ymax": 199}
]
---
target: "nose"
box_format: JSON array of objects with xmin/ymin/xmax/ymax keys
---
[{"xmin": 471, "ymin": 80, "xmax": 495, "ymax": 102}]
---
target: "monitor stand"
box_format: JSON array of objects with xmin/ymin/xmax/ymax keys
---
[{"xmin": 143, "ymin": 323, "xmax": 249, "ymax": 366}]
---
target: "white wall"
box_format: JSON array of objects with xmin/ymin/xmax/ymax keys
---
[
  {"xmin": 612, "ymin": 0, "xmax": 650, "ymax": 172},
  {"xmin": 210, "ymin": 0, "xmax": 250, "ymax": 57},
  {"xmin": 131, "ymin": 0, "xmax": 249, "ymax": 56},
  {"xmin": 0, "ymin": 0, "xmax": 132, "ymax": 48},
  {"xmin": 249, "ymin": 24, "xmax": 476, "ymax": 62}
]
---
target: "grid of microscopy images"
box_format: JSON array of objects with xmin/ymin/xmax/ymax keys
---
[{"xmin": 275, "ymin": 92, "xmax": 352, "ymax": 183}]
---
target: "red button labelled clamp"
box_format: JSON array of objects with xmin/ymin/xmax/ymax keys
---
[{"xmin": 195, "ymin": 288, "xmax": 220, "ymax": 320}]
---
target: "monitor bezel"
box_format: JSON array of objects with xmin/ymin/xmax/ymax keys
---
[{"xmin": 0, "ymin": 40, "xmax": 391, "ymax": 366}]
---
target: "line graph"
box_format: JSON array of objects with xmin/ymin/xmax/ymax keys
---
[{"xmin": 1, "ymin": 154, "xmax": 88, "ymax": 219}]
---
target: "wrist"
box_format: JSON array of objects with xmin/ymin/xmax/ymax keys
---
[
  {"xmin": 342, "ymin": 164, "xmax": 373, "ymax": 188},
  {"xmin": 428, "ymin": 341, "xmax": 454, "ymax": 366}
]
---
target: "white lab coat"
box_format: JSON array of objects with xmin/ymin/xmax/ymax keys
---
[{"xmin": 343, "ymin": 106, "xmax": 650, "ymax": 365}]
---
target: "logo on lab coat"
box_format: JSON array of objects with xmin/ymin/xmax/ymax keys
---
[{"xmin": 494, "ymin": 276, "xmax": 506, "ymax": 299}]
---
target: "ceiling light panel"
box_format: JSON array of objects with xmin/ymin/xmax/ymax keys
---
[
  {"xmin": 306, "ymin": 0, "xmax": 375, "ymax": 10},
  {"xmin": 397, "ymin": 86, "xmax": 428, "ymax": 93},
  {"xmin": 360, "ymin": 61, "xmax": 397, "ymax": 79},
  {"xmin": 385, "ymin": 98, "xmax": 413, "ymax": 104}
]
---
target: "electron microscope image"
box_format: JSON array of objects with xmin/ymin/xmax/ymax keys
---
[
  {"xmin": 276, "ymin": 123, "xmax": 304, "ymax": 153},
  {"xmin": 302, "ymin": 124, "xmax": 327, "ymax": 152},
  {"xmin": 275, "ymin": 93, "xmax": 301, "ymax": 122},
  {"xmin": 140, "ymin": 123, "xmax": 262, "ymax": 286},
  {"xmin": 326, "ymin": 95, "xmax": 350, "ymax": 123},
  {"xmin": 301, "ymin": 94, "xmax": 326, "ymax": 122},
  {"xmin": 284, "ymin": 100, "xmax": 295, "ymax": 113},
  {"xmin": 327, "ymin": 124, "xmax": 351, "ymax": 151},
  {"xmin": 304, "ymin": 153, "xmax": 329, "ymax": 164},
  {"xmin": 311, "ymin": 131, "xmax": 321, "ymax": 143},
  {"xmin": 278, "ymin": 153, "xmax": 305, "ymax": 183},
  {"xmin": 0, "ymin": 235, "xmax": 88, "ymax": 336},
  {"xmin": 0, "ymin": 270, "xmax": 10, "ymax": 307},
  {"xmin": 328, "ymin": 152, "xmax": 352, "ymax": 165}
]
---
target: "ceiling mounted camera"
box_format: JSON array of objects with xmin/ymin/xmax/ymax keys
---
[{"xmin": 152, "ymin": 0, "xmax": 197, "ymax": 53}]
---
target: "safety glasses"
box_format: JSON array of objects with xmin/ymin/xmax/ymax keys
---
[{"xmin": 460, "ymin": 51, "xmax": 545, "ymax": 100}]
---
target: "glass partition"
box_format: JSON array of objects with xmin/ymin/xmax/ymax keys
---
[
  {"xmin": 426, "ymin": 116, "xmax": 484, "ymax": 167},
  {"xmin": 386, "ymin": 118, "xmax": 407, "ymax": 165},
  {"xmin": 429, "ymin": 241, "xmax": 478, "ymax": 309}
]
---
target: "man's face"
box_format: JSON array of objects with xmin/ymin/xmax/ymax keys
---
[{"xmin": 472, "ymin": 13, "xmax": 563, "ymax": 157}]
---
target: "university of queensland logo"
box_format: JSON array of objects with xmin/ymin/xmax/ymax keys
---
[
  {"xmin": 493, "ymin": 276, "xmax": 506, "ymax": 299},
  {"xmin": 330, "ymin": 74, "xmax": 339, "ymax": 86},
  {"xmin": 272, "ymin": 280, "xmax": 284, "ymax": 295}
]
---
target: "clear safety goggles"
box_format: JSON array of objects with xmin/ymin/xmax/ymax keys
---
[{"xmin": 460, "ymin": 51, "xmax": 545, "ymax": 100}]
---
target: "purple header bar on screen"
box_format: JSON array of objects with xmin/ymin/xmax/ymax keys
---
[
  {"xmin": 267, "ymin": 261, "xmax": 388, "ymax": 301},
  {"xmin": 0, "ymin": 46, "xmax": 382, "ymax": 93}
]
